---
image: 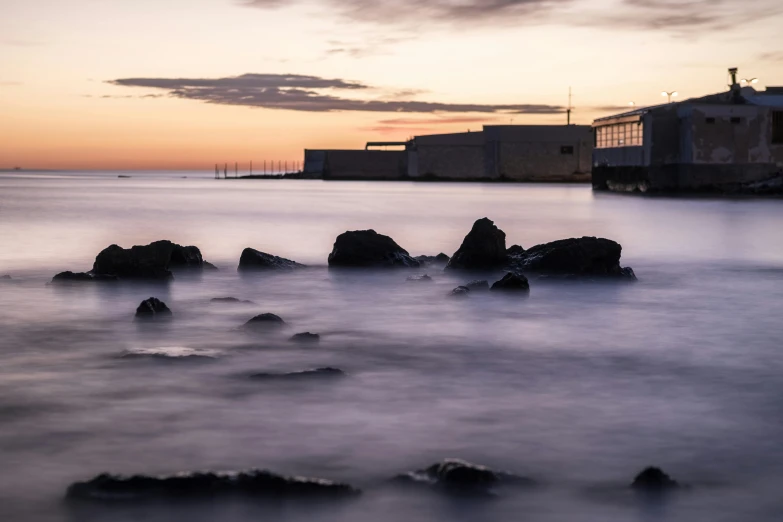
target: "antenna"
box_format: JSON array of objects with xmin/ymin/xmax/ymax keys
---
[{"xmin": 566, "ymin": 87, "xmax": 573, "ymax": 125}]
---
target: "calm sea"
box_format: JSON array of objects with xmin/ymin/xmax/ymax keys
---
[{"xmin": 1, "ymin": 171, "xmax": 783, "ymax": 522}]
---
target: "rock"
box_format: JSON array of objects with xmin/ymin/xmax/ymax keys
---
[
  {"xmin": 630, "ymin": 467, "xmax": 679, "ymax": 491},
  {"xmin": 328, "ymin": 230, "xmax": 419, "ymax": 268},
  {"xmin": 135, "ymin": 297, "xmax": 172, "ymax": 318},
  {"xmin": 65, "ymin": 469, "xmax": 360, "ymax": 501},
  {"xmin": 394, "ymin": 459, "xmax": 532, "ymax": 493},
  {"xmin": 445, "ymin": 218, "xmax": 507, "ymax": 270},
  {"xmin": 407, "ymin": 274, "xmax": 433, "ymax": 283},
  {"xmin": 211, "ymin": 297, "xmax": 255, "ymax": 305},
  {"xmin": 465, "ymin": 280, "xmax": 489, "ymax": 291},
  {"xmin": 415, "ymin": 253, "xmax": 450, "ymax": 266},
  {"xmin": 51, "ymin": 271, "xmax": 118, "ymax": 284},
  {"xmin": 450, "ymin": 286, "xmax": 470, "ymax": 297},
  {"xmin": 1, "ymin": 275, "xmax": 11, "ymax": 280},
  {"xmin": 507, "ymin": 245, "xmax": 525, "ymax": 257},
  {"xmin": 250, "ymin": 367, "xmax": 345, "ymax": 380},
  {"xmin": 511, "ymin": 237, "xmax": 635, "ymax": 279},
  {"xmin": 92, "ymin": 240, "xmax": 213, "ymax": 280},
  {"xmin": 490, "ymin": 273, "xmax": 530, "ymax": 293},
  {"xmin": 244, "ymin": 313, "xmax": 286, "ymax": 330},
  {"xmin": 289, "ymin": 332, "xmax": 320, "ymax": 343},
  {"xmin": 238, "ymin": 248, "xmax": 306, "ymax": 271}
]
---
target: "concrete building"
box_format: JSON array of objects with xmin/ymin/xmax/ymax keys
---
[
  {"xmin": 592, "ymin": 76, "xmax": 783, "ymax": 192},
  {"xmin": 303, "ymin": 148, "xmax": 407, "ymax": 180},
  {"xmin": 408, "ymin": 125, "xmax": 592, "ymax": 181}
]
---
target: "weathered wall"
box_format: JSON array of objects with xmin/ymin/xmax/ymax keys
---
[
  {"xmin": 322, "ymin": 150, "xmax": 407, "ymax": 180},
  {"xmin": 592, "ymin": 146, "xmax": 645, "ymax": 167},
  {"xmin": 687, "ymin": 105, "xmax": 772, "ymax": 165},
  {"xmin": 412, "ymin": 131, "xmax": 485, "ymax": 179},
  {"xmin": 650, "ymin": 107, "xmax": 681, "ymax": 165}
]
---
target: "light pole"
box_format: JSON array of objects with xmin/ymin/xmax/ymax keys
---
[
  {"xmin": 661, "ymin": 90, "xmax": 678, "ymax": 103},
  {"xmin": 740, "ymin": 77, "xmax": 759, "ymax": 86}
]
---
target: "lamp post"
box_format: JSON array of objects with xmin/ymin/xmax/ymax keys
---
[
  {"xmin": 661, "ymin": 91, "xmax": 678, "ymax": 103},
  {"xmin": 740, "ymin": 78, "xmax": 759, "ymax": 86}
]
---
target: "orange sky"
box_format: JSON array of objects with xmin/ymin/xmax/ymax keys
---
[{"xmin": 1, "ymin": 0, "xmax": 782, "ymax": 170}]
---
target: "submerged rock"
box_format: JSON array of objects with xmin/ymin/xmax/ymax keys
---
[
  {"xmin": 244, "ymin": 313, "xmax": 286, "ymax": 330},
  {"xmin": 289, "ymin": 332, "xmax": 320, "ymax": 343},
  {"xmin": 238, "ymin": 248, "xmax": 306, "ymax": 271},
  {"xmin": 1, "ymin": 275, "xmax": 11, "ymax": 280},
  {"xmin": 465, "ymin": 280, "xmax": 489, "ymax": 291},
  {"xmin": 92, "ymin": 240, "xmax": 214, "ymax": 280},
  {"xmin": 407, "ymin": 274, "xmax": 433, "ymax": 283},
  {"xmin": 450, "ymin": 286, "xmax": 471, "ymax": 297},
  {"xmin": 394, "ymin": 459, "xmax": 532, "ymax": 494},
  {"xmin": 51, "ymin": 271, "xmax": 119, "ymax": 284},
  {"xmin": 446, "ymin": 218, "xmax": 507, "ymax": 270},
  {"xmin": 210, "ymin": 297, "xmax": 255, "ymax": 305},
  {"xmin": 511, "ymin": 237, "xmax": 635, "ymax": 279},
  {"xmin": 135, "ymin": 297, "xmax": 172, "ymax": 318},
  {"xmin": 490, "ymin": 273, "xmax": 530, "ymax": 293},
  {"xmin": 66, "ymin": 469, "xmax": 360, "ymax": 501},
  {"xmin": 328, "ymin": 230, "xmax": 420, "ymax": 268},
  {"xmin": 250, "ymin": 367, "xmax": 345, "ymax": 380},
  {"xmin": 631, "ymin": 467, "xmax": 680, "ymax": 491}
]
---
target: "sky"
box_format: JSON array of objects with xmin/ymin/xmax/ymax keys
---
[{"xmin": 1, "ymin": 0, "xmax": 782, "ymax": 170}]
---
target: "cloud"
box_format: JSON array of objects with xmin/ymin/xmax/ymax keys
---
[
  {"xmin": 243, "ymin": 0, "xmax": 782, "ymax": 33},
  {"xmin": 108, "ymin": 73, "xmax": 563, "ymax": 114},
  {"xmin": 377, "ymin": 116, "xmax": 499, "ymax": 125},
  {"xmin": 0, "ymin": 81, "xmax": 22, "ymax": 86},
  {"xmin": 758, "ymin": 51, "xmax": 783, "ymax": 62}
]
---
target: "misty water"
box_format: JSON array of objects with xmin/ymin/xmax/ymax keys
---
[{"xmin": 1, "ymin": 172, "xmax": 783, "ymax": 522}]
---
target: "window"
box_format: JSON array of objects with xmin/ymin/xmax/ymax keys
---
[
  {"xmin": 706, "ymin": 117, "xmax": 716, "ymax": 124},
  {"xmin": 560, "ymin": 145, "xmax": 574, "ymax": 155},
  {"xmin": 731, "ymin": 117, "xmax": 741, "ymax": 124},
  {"xmin": 595, "ymin": 122, "xmax": 644, "ymax": 148},
  {"xmin": 772, "ymin": 111, "xmax": 783, "ymax": 144}
]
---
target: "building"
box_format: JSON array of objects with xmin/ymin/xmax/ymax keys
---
[
  {"xmin": 592, "ymin": 72, "xmax": 783, "ymax": 192},
  {"xmin": 304, "ymin": 125, "xmax": 593, "ymax": 182}
]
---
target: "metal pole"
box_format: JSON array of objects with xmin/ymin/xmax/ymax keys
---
[{"xmin": 250, "ymin": 161, "xmax": 253, "ymax": 175}]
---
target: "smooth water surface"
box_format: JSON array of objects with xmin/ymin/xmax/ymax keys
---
[{"xmin": 1, "ymin": 172, "xmax": 782, "ymax": 522}]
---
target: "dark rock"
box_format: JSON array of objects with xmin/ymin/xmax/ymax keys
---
[
  {"xmin": 415, "ymin": 253, "xmax": 450, "ymax": 266},
  {"xmin": 465, "ymin": 280, "xmax": 489, "ymax": 291},
  {"xmin": 450, "ymin": 286, "xmax": 470, "ymax": 297},
  {"xmin": 290, "ymin": 332, "xmax": 320, "ymax": 343},
  {"xmin": 407, "ymin": 274, "xmax": 433, "ymax": 283},
  {"xmin": 92, "ymin": 240, "xmax": 213, "ymax": 280},
  {"xmin": 244, "ymin": 313, "xmax": 286, "ymax": 330},
  {"xmin": 66, "ymin": 469, "xmax": 360, "ymax": 501},
  {"xmin": 135, "ymin": 297, "xmax": 172, "ymax": 318},
  {"xmin": 211, "ymin": 297, "xmax": 255, "ymax": 305},
  {"xmin": 507, "ymin": 245, "xmax": 525, "ymax": 257},
  {"xmin": 328, "ymin": 230, "xmax": 419, "ymax": 268},
  {"xmin": 203, "ymin": 261, "xmax": 219, "ymax": 270},
  {"xmin": 51, "ymin": 271, "xmax": 119, "ymax": 284},
  {"xmin": 446, "ymin": 218, "xmax": 507, "ymax": 270},
  {"xmin": 511, "ymin": 237, "xmax": 635, "ymax": 279},
  {"xmin": 1, "ymin": 275, "xmax": 11, "ymax": 280},
  {"xmin": 238, "ymin": 248, "xmax": 306, "ymax": 271},
  {"xmin": 631, "ymin": 467, "xmax": 679, "ymax": 491},
  {"xmin": 490, "ymin": 273, "xmax": 530, "ymax": 293},
  {"xmin": 250, "ymin": 367, "xmax": 345, "ymax": 380},
  {"xmin": 394, "ymin": 459, "xmax": 532, "ymax": 494}
]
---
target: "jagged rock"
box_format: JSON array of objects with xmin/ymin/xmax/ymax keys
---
[
  {"xmin": 394, "ymin": 459, "xmax": 532, "ymax": 493},
  {"xmin": 66, "ymin": 469, "xmax": 360, "ymax": 501},
  {"xmin": 250, "ymin": 367, "xmax": 345, "ymax": 380},
  {"xmin": 244, "ymin": 313, "xmax": 286, "ymax": 330},
  {"xmin": 490, "ymin": 273, "xmax": 530, "ymax": 293},
  {"xmin": 465, "ymin": 280, "xmax": 489, "ymax": 291},
  {"xmin": 415, "ymin": 253, "xmax": 450, "ymax": 266},
  {"xmin": 328, "ymin": 230, "xmax": 419, "ymax": 268},
  {"xmin": 407, "ymin": 274, "xmax": 433, "ymax": 283},
  {"xmin": 210, "ymin": 297, "xmax": 255, "ymax": 305},
  {"xmin": 507, "ymin": 245, "xmax": 525, "ymax": 257},
  {"xmin": 92, "ymin": 240, "xmax": 213, "ymax": 280},
  {"xmin": 289, "ymin": 332, "xmax": 320, "ymax": 343},
  {"xmin": 630, "ymin": 467, "xmax": 679, "ymax": 491},
  {"xmin": 51, "ymin": 271, "xmax": 119, "ymax": 284},
  {"xmin": 450, "ymin": 286, "xmax": 470, "ymax": 297},
  {"xmin": 238, "ymin": 248, "xmax": 306, "ymax": 271},
  {"xmin": 446, "ymin": 218, "xmax": 507, "ymax": 270},
  {"xmin": 511, "ymin": 237, "xmax": 636, "ymax": 279},
  {"xmin": 135, "ymin": 297, "xmax": 172, "ymax": 318}
]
